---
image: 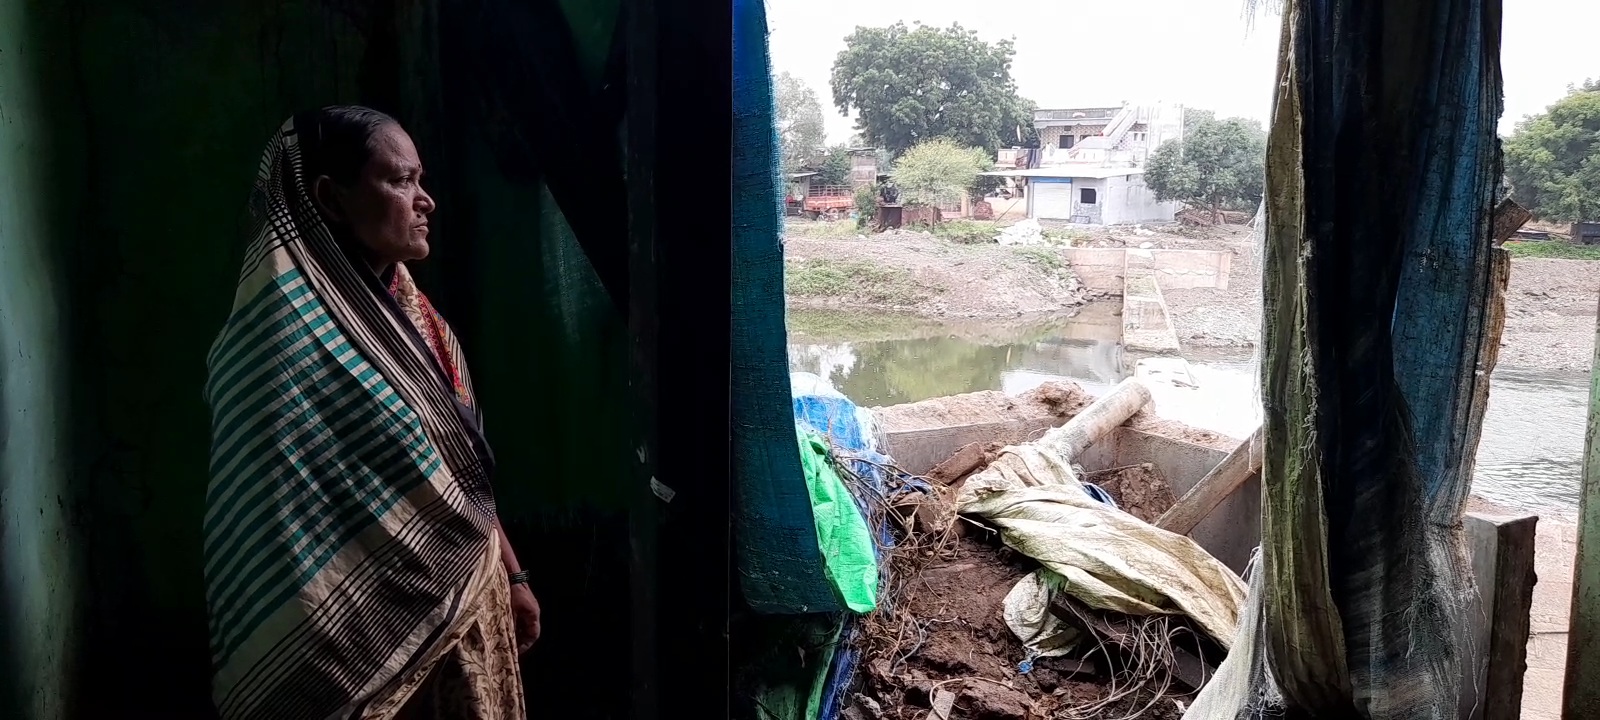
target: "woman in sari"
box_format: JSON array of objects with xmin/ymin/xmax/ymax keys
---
[{"xmin": 203, "ymin": 106, "xmax": 538, "ymax": 720}]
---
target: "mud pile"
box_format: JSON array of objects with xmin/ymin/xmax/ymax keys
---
[{"xmin": 843, "ymin": 457, "xmax": 1200, "ymax": 720}]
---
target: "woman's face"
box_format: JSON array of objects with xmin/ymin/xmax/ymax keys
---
[{"xmin": 315, "ymin": 124, "xmax": 436, "ymax": 268}]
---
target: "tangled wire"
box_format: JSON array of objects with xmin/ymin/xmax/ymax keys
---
[{"xmin": 826, "ymin": 445, "xmax": 1194, "ymax": 719}]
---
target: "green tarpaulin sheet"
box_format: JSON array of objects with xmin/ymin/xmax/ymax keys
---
[{"xmin": 796, "ymin": 430, "xmax": 878, "ymax": 614}]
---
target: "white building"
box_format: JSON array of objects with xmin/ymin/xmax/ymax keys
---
[
  {"xmin": 981, "ymin": 102, "xmax": 1185, "ymax": 225},
  {"xmin": 1033, "ymin": 103, "xmax": 1185, "ymax": 166},
  {"xmin": 981, "ymin": 166, "xmax": 1179, "ymax": 225}
]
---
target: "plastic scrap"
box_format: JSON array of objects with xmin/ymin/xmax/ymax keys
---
[
  {"xmin": 957, "ymin": 444, "xmax": 1247, "ymax": 650},
  {"xmin": 1004, "ymin": 568, "xmax": 1081, "ymax": 665},
  {"xmin": 996, "ymin": 218, "xmax": 1046, "ymax": 245},
  {"xmin": 796, "ymin": 429, "xmax": 878, "ymax": 614}
]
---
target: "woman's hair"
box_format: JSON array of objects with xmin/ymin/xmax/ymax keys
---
[{"xmin": 304, "ymin": 105, "xmax": 398, "ymax": 186}]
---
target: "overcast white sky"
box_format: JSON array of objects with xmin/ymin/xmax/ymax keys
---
[{"xmin": 769, "ymin": 0, "xmax": 1600, "ymax": 144}]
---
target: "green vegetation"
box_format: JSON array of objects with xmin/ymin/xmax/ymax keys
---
[
  {"xmin": 775, "ymin": 71, "xmax": 826, "ymax": 179},
  {"xmin": 813, "ymin": 146, "xmax": 854, "ymax": 187},
  {"xmin": 783, "ymin": 219, "xmax": 861, "ymax": 240},
  {"xmin": 854, "ymin": 185, "xmax": 878, "ymax": 229},
  {"xmin": 1504, "ymin": 240, "xmax": 1600, "ymax": 260},
  {"xmin": 1504, "ymin": 78, "xmax": 1600, "ymax": 223},
  {"xmin": 931, "ymin": 219, "xmax": 1000, "ymax": 244},
  {"xmin": 1144, "ymin": 112, "xmax": 1267, "ymax": 221},
  {"xmin": 892, "ymin": 138, "xmax": 992, "ymax": 213},
  {"xmin": 785, "ymin": 258, "xmax": 934, "ymax": 306},
  {"xmin": 829, "ymin": 22, "xmax": 1036, "ymax": 156},
  {"xmin": 774, "ymin": 73, "xmax": 854, "ymax": 184},
  {"xmin": 1012, "ymin": 245, "xmax": 1065, "ymax": 273},
  {"xmin": 1010, "ymin": 246, "xmax": 1079, "ymax": 287}
]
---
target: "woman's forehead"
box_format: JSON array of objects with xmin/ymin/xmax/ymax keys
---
[{"xmin": 369, "ymin": 125, "xmax": 422, "ymax": 171}]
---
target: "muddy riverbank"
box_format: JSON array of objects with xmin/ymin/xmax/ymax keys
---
[
  {"xmin": 783, "ymin": 218, "xmax": 1600, "ymax": 371},
  {"xmin": 1146, "ymin": 225, "xmax": 1600, "ymax": 372},
  {"xmin": 783, "ymin": 221, "xmax": 1100, "ymax": 319}
]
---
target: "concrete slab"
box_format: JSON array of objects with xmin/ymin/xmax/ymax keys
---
[{"xmin": 1123, "ymin": 266, "xmax": 1182, "ymax": 354}]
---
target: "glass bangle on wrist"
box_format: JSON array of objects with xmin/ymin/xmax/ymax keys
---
[{"xmin": 508, "ymin": 570, "xmax": 530, "ymax": 586}]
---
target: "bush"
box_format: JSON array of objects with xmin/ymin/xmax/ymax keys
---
[
  {"xmin": 785, "ymin": 259, "xmax": 930, "ymax": 305},
  {"xmin": 933, "ymin": 219, "xmax": 1000, "ymax": 244},
  {"xmin": 854, "ymin": 185, "xmax": 879, "ymax": 229}
]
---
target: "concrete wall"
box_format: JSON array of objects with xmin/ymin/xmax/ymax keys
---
[
  {"xmin": 1039, "ymin": 125, "xmax": 1107, "ymax": 153},
  {"xmin": 1104, "ymin": 430, "xmax": 1257, "ymax": 573},
  {"xmin": 1060, "ymin": 247, "xmax": 1129, "ymax": 293},
  {"xmin": 1058, "ymin": 247, "xmax": 1230, "ymax": 295},
  {"xmin": 0, "ymin": 3, "xmax": 87, "ymax": 717},
  {"xmin": 1072, "ymin": 178, "xmax": 1107, "ymax": 224},
  {"xmin": 1102, "ymin": 174, "xmax": 1180, "ymax": 225},
  {"xmin": 1146, "ymin": 249, "xmax": 1233, "ymax": 290}
]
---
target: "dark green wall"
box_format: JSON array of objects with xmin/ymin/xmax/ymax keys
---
[
  {"xmin": 64, "ymin": 3, "xmax": 372, "ymax": 715},
  {"xmin": 1, "ymin": 0, "xmax": 642, "ymax": 717},
  {"xmin": 0, "ymin": 1, "xmax": 87, "ymax": 717}
]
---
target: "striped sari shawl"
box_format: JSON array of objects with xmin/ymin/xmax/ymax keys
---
[{"xmin": 204, "ymin": 115, "xmax": 499, "ymax": 720}]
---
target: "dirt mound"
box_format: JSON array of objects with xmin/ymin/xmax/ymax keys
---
[
  {"xmin": 782, "ymin": 231, "xmax": 1092, "ymax": 319},
  {"xmin": 1087, "ymin": 464, "xmax": 1177, "ymax": 524},
  {"xmin": 854, "ymin": 535, "xmax": 1186, "ymax": 720},
  {"xmin": 1017, "ymin": 382, "xmax": 1093, "ymax": 418}
]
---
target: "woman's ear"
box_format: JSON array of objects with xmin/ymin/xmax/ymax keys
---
[{"xmin": 310, "ymin": 175, "xmax": 346, "ymax": 225}]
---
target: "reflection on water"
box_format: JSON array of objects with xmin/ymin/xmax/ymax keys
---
[
  {"xmin": 787, "ymin": 310, "xmax": 1593, "ymax": 518},
  {"xmin": 787, "ymin": 307, "xmax": 1124, "ymax": 406}
]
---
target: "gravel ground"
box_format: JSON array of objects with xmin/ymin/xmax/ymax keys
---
[
  {"xmin": 783, "ymin": 223, "xmax": 1096, "ymax": 318},
  {"xmin": 1152, "ymin": 226, "xmax": 1600, "ymax": 372}
]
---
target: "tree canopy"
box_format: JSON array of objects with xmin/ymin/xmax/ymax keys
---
[
  {"xmin": 775, "ymin": 71, "xmax": 826, "ymax": 178},
  {"xmin": 830, "ymin": 22, "xmax": 1029, "ymax": 156},
  {"xmin": 1504, "ymin": 82, "xmax": 1600, "ymax": 223},
  {"xmin": 892, "ymin": 138, "xmax": 991, "ymax": 212},
  {"xmin": 812, "ymin": 145, "xmax": 853, "ymax": 187},
  {"xmin": 1144, "ymin": 113, "xmax": 1266, "ymax": 220}
]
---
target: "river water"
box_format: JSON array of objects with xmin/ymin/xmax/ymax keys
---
[{"xmin": 788, "ymin": 308, "xmax": 1591, "ymax": 519}]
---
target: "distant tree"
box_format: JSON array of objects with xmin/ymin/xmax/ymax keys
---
[
  {"xmin": 830, "ymin": 22, "xmax": 1024, "ymax": 156},
  {"xmin": 1006, "ymin": 97, "xmax": 1041, "ymax": 149},
  {"xmin": 813, "ymin": 145, "xmax": 853, "ymax": 187},
  {"xmin": 892, "ymin": 138, "xmax": 992, "ymax": 217},
  {"xmin": 1504, "ymin": 83, "xmax": 1600, "ymax": 223},
  {"xmin": 1144, "ymin": 114, "xmax": 1266, "ymax": 222},
  {"xmin": 1182, "ymin": 108, "xmax": 1217, "ymax": 135},
  {"xmin": 775, "ymin": 71, "xmax": 827, "ymax": 178}
]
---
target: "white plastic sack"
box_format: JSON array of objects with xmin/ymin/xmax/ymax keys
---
[
  {"xmin": 1003, "ymin": 568, "xmax": 1080, "ymax": 661},
  {"xmin": 958, "ymin": 445, "xmax": 1248, "ymax": 649},
  {"xmin": 996, "ymin": 218, "xmax": 1045, "ymax": 246}
]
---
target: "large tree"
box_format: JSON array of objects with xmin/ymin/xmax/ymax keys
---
[
  {"xmin": 1144, "ymin": 113, "xmax": 1267, "ymax": 221},
  {"xmin": 1007, "ymin": 97, "xmax": 1041, "ymax": 149},
  {"xmin": 775, "ymin": 71, "xmax": 827, "ymax": 178},
  {"xmin": 830, "ymin": 22, "xmax": 1024, "ymax": 156},
  {"xmin": 1504, "ymin": 81, "xmax": 1600, "ymax": 223}
]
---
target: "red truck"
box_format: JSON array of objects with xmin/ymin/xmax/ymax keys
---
[{"xmin": 801, "ymin": 185, "xmax": 855, "ymax": 219}]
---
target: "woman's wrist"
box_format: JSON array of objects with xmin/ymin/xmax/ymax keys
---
[{"xmin": 508, "ymin": 570, "xmax": 530, "ymax": 587}]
